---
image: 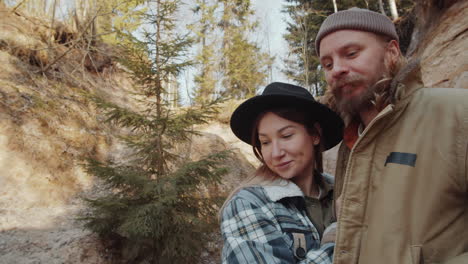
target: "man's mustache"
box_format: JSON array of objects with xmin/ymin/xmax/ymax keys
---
[{"xmin": 331, "ymin": 74, "xmax": 366, "ymax": 91}]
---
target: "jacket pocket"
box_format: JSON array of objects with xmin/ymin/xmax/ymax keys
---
[{"xmin": 411, "ymin": 245, "xmax": 424, "ymax": 264}]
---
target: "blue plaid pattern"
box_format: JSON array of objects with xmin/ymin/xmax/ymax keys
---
[{"xmin": 221, "ymin": 182, "xmax": 334, "ymax": 264}]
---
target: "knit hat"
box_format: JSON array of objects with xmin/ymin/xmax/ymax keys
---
[{"xmin": 315, "ymin": 7, "xmax": 398, "ymax": 56}]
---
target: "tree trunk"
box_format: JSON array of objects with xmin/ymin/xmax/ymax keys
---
[
  {"xmin": 388, "ymin": 0, "xmax": 399, "ymax": 20},
  {"xmin": 296, "ymin": 5, "xmax": 311, "ymax": 92},
  {"xmin": 155, "ymin": 0, "xmax": 165, "ymax": 176},
  {"xmin": 49, "ymin": 0, "xmax": 57, "ymax": 43},
  {"xmin": 332, "ymin": 0, "xmax": 338, "ymax": 13},
  {"xmin": 378, "ymin": 0, "xmax": 386, "ymax": 15}
]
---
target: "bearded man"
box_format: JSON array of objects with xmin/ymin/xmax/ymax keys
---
[{"xmin": 316, "ymin": 8, "xmax": 468, "ymax": 264}]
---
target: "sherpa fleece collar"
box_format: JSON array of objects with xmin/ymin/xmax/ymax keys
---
[{"xmin": 263, "ymin": 179, "xmax": 304, "ymax": 202}]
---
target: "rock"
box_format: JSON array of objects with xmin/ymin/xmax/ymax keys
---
[
  {"xmin": 410, "ymin": 0, "xmax": 468, "ymax": 88},
  {"xmin": 179, "ymin": 130, "xmax": 256, "ymax": 197}
]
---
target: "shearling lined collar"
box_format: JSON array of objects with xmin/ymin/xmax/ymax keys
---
[
  {"xmin": 263, "ymin": 176, "xmax": 334, "ymax": 202},
  {"xmin": 263, "ymin": 179, "xmax": 304, "ymax": 202}
]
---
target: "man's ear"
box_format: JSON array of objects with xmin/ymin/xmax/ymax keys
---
[{"xmin": 385, "ymin": 39, "xmax": 400, "ymax": 67}]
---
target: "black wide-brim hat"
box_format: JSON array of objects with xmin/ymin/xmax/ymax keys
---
[{"xmin": 230, "ymin": 82, "xmax": 344, "ymax": 150}]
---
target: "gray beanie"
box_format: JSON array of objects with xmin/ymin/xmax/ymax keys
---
[{"xmin": 315, "ymin": 7, "xmax": 398, "ymax": 56}]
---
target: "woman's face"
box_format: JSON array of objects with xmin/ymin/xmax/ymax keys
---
[{"xmin": 257, "ymin": 112, "xmax": 319, "ymax": 182}]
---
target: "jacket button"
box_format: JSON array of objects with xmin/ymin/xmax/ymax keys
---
[{"xmin": 295, "ymin": 247, "xmax": 306, "ymax": 258}]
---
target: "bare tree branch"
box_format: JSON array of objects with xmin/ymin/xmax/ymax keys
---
[
  {"xmin": 12, "ymin": 0, "xmax": 28, "ymax": 13},
  {"xmin": 40, "ymin": 9, "xmax": 100, "ymax": 73}
]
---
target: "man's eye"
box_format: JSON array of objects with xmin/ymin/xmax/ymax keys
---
[{"xmin": 347, "ymin": 50, "xmax": 358, "ymax": 57}]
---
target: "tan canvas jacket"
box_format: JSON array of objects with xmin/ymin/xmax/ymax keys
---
[{"xmin": 333, "ymin": 66, "xmax": 468, "ymax": 264}]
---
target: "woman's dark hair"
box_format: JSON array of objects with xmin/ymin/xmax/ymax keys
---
[{"xmin": 250, "ymin": 107, "xmax": 325, "ymax": 184}]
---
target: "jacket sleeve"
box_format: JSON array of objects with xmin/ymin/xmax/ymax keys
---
[
  {"xmin": 441, "ymin": 253, "xmax": 468, "ymax": 264},
  {"xmin": 465, "ymin": 142, "xmax": 467, "ymax": 191},
  {"xmin": 334, "ymin": 142, "xmax": 349, "ymax": 201},
  {"xmin": 221, "ymin": 196, "xmax": 334, "ymax": 264}
]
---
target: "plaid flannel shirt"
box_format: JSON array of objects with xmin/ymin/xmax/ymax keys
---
[{"xmin": 221, "ymin": 179, "xmax": 334, "ymax": 264}]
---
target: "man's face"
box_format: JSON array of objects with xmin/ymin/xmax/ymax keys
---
[{"xmin": 319, "ymin": 30, "xmax": 396, "ymax": 116}]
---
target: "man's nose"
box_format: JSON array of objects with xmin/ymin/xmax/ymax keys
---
[{"xmin": 331, "ymin": 59, "xmax": 349, "ymax": 79}]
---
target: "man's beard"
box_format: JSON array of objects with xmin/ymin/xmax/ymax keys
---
[{"xmin": 331, "ymin": 72, "xmax": 390, "ymax": 120}]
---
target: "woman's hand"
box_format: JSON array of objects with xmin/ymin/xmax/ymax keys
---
[
  {"xmin": 320, "ymin": 195, "xmax": 342, "ymax": 245},
  {"xmin": 321, "ymin": 222, "xmax": 337, "ymax": 245}
]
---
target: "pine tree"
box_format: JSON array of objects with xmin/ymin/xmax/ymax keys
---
[
  {"xmin": 282, "ymin": 0, "xmax": 333, "ymax": 96},
  {"xmin": 189, "ymin": 0, "xmax": 219, "ymax": 104},
  {"xmin": 94, "ymin": 0, "xmax": 146, "ymax": 45},
  {"xmin": 82, "ymin": 1, "xmax": 229, "ymax": 263},
  {"xmin": 218, "ymin": 0, "xmax": 273, "ymax": 98},
  {"xmin": 190, "ymin": 0, "xmax": 274, "ymax": 101}
]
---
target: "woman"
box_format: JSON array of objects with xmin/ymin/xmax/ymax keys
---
[{"xmin": 220, "ymin": 82, "xmax": 344, "ymax": 263}]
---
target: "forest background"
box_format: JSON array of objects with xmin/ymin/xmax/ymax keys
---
[
  {"xmin": 2, "ymin": 0, "xmax": 460, "ymax": 263},
  {"xmin": 2, "ymin": 0, "xmax": 413, "ymax": 102}
]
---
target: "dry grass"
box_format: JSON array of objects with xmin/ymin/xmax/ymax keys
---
[
  {"xmin": 0, "ymin": 15, "xmax": 49, "ymax": 68},
  {"xmin": 0, "ymin": 5, "xmax": 139, "ymax": 209},
  {"xmin": 212, "ymin": 98, "xmax": 245, "ymax": 124},
  {"xmin": 0, "ymin": 5, "xmax": 116, "ymax": 82}
]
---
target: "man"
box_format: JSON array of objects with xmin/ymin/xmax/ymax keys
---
[{"xmin": 316, "ymin": 7, "xmax": 468, "ymax": 264}]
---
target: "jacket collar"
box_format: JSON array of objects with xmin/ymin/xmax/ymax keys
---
[
  {"xmin": 390, "ymin": 58, "xmax": 424, "ymax": 102},
  {"xmin": 263, "ymin": 176, "xmax": 334, "ymax": 202},
  {"xmin": 263, "ymin": 179, "xmax": 304, "ymax": 202}
]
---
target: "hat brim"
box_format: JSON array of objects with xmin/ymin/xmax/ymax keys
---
[{"xmin": 230, "ymin": 95, "xmax": 343, "ymax": 150}]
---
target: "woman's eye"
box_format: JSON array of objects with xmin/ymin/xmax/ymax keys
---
[
  {"xmin": 282, "ymin": 134, "xmax": 293, "ymax": 139},
  {"xmin": 322, "ymin": 62, "xmax": 332, "ymax": 70},
  {"xmin": 260, "ymin": 141, "xmax": 270, "ymax": 146}
]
